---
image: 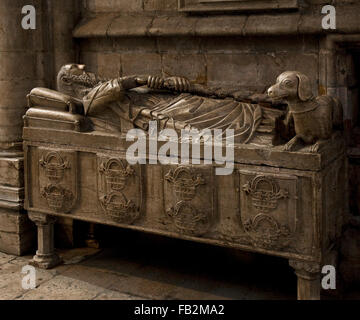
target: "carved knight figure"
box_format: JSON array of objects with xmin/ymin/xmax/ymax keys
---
[{"xmin": 56, "ymin": 64, "xmax": 283, "ymax": 145}]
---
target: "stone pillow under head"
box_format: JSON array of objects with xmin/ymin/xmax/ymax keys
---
[{"xmin": 27, "ymin": 87, "xmax": 84, "ymax": 114}]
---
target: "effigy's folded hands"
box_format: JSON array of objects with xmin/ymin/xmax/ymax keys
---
[{"xmin": 146, "ymin": 75, "xmax": 191, "ymax": 92}]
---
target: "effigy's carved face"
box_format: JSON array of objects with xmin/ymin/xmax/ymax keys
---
[{"xmin": 57, "ymin": 64, "xmax": 99, "ymax": 99}]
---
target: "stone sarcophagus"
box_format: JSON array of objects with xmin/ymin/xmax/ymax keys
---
[{"xmin": 23, "ymin": 65, "xmax": 347, "ymax": 300}]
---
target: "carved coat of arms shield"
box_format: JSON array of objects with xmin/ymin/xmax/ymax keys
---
[
  {"xmin": 239, "ymin": 170, "xmax": 298, "ymax": 250},
  {"xmin": 97, "ymin": 155, "xmax": 143, "ymax": 224},
  {"xmin": 38, "ymin": 149, "xmax": 78, "ymax": 213},
  {"xmin": 163, "ymin": 165, "xmax": 216, "ymax": 237}
]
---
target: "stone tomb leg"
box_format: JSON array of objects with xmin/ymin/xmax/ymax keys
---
[
  {"xmin": 28, "ymin": 211, "xmax": 62, "ymax": 269},
  {"xmin": 289, "ymin": 260, "xmax": 321, "ymax": 300}
]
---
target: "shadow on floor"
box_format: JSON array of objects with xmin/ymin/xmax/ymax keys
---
[{"xmin": 57, "ymin": 225, "xmax": 298, "ymax": 300}]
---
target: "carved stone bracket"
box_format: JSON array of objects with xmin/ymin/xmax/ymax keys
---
[
  {"xmin": 28, "ymin": 211, "xmax": 57, "ymax": 225},
  {"xmin": 289, "ymin": 259, "xmax": 321, "ymax": 279}
]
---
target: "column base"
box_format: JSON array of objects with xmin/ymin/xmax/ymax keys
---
[{"xmin": 29, "ymin": 252, "xmax": 62, "ymax": 269}]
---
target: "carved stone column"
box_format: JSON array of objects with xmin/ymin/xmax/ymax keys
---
[
  {"xmin": 28, "ymin": 212, "xmax": 62, "ymax": 269},
  {"xmin": 289, "ymin": 260, "xmax": 321, "ymax": 300},
  {"xmin": 0, "ymin": 0, "xmax": 49, "ymax": 254},
  {"xmin": 0, "ymin": 0, "xmax": 78, "ymax": 255}
]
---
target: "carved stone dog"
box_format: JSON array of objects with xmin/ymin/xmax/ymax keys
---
[{"xmin": 267, "ymin": 71, "xmax": 343, "ymax": 152}]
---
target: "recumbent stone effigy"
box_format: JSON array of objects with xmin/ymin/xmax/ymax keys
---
[{"xmin": 23, "ymin": 64, "xmax": 347, "ymax": 300}]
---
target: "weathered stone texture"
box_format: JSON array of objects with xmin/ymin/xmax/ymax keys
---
[
  {"xmin": 0, "ymin": 158, "xmax": 23, "ymax": 188},
  {"xmin": 144, "ymin": 0, "xmax": 178, "ymax": 11},
  {"xmin": 80, "ymin": 36, "xmax": 319, "ymax": 93},
  {"xmin": 84, "ymin": 0, "xmax": 143, "ymax": 13},
  {"xmin": 0, "ymin": 210, "xmax": 32, "ymax": 234},
  {"xmin": 75, "ymin": 3, "xmax": 360, "ymax": 38},
  {"xmin": 0, "ymin": 229, "xmax": 35, "ymax": 256},
  {"xmin": 119, "ymin": 53, "xmax": 162, "ymax": 77}
]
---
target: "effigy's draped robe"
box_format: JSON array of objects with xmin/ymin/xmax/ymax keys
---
[{"xmin": 82, "ymin": 79, "xmax": 270, "ymax": 144}]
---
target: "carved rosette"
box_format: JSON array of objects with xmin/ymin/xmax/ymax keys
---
[
  {"xmin": 240, "ymin": 173, "xmax": 296, "ymax": 250},
  {"xmin": 39, "ymin": 150, "xmax": 77, "ymax": 213},
  {"xmin": 98, "ymin": 157, "xmax": 141, "ymax": 224},
  {"xmin": 165, "ymin": 166, "xmax": 212, "ymax": 236}
]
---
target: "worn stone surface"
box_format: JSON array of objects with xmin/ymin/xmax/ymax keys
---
[
  {"xmin": 0, "ymin": 210, "xmax": 33, "ymax": 234},
  {"xmin": 79, "ymin": 36, "xmax": 320, "ymax": 92},
  {"xmin": 0, "ymin": 229, "xmax": 35, "ymax": 256},
  {"xmin": 0, "ymin": 241, "xmax": 358, "ymax": 300},
  {"xmin": 75, "ymin": 3, "xmax": 360, "ymax": 38}
]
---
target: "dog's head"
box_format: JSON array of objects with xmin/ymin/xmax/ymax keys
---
[{"xmin": 267, "ymin": 71, "xmax": 313, "ymax": 102}]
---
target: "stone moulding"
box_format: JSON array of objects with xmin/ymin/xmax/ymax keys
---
[
  {"xmin": 178, "ymin": 0, "xmax": 299, "ymax": 12},
  {"xmin": 73, "ymin": 5, "xmax": 360, "ymax": 38}
]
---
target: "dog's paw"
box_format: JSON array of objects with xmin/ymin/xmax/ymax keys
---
[
  {"xmin": 309, "ymin": 140, "xmax": 326, "ymax": 153},
  {"xmin": 282, "ymin": 142, "xmax": 294, "ymax": 151}
]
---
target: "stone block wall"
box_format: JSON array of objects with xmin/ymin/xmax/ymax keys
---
[{"xmin": 79, "ymin": 35, "xmax": 320, "ymax": 96}]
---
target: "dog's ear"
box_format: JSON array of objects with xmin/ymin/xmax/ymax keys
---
[{"xmin": 296, "ymin": 73, "xmax": 313, "ymax": 101}]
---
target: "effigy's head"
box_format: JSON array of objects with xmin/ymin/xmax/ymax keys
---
[
  {"xmin": 57, "ymin": 64, "xmax": 99, "ymax": 99},
  {"xmin": 267, "ymin": 71, "xmax": 313, "ymax": 102}
]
